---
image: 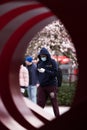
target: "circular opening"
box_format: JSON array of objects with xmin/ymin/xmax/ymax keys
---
[
  {"xmin": 20, "ymin": 19, "xmax": 78, "ymax": 118},
  {"xmin": 0, "ymin": 1, "xmax": 80, "ymax": 129}
]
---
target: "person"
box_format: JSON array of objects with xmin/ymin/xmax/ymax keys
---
[
  {"xmin": 25, "ymin": 56, "xmax": 39, "ymax": 103},
  {"xmin": 37, "ymin": 47, "xmax": 60, "ymax": 117},
  {"xmin": 19, "ymin": 62, "xmax": 29, "ymax": 95}
]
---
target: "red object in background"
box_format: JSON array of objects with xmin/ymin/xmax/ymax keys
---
[
  {"xmin": 52, "ymin": 55, "xmax": 70, "ymax": 64},
  {"xmin": 74, "ymin": 69, "xmax": 79, "ymax": 75}
]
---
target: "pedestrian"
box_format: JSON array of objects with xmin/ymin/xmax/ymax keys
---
[
  {"xmin": 19, "ymin": 62, "xmax": 29, "ymax": 95},
  {"xmin": 37, "ymin": 47, "xmax": 60, "ymax": 117},
  {"xmin": 25, "ymin": 56, "xmax": 39, "ymax": 103}
]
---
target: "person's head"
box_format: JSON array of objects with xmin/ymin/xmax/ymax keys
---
[
  {"xmin": 40, "ymin": 54, "xmax": 47, "ymax": 61},
  {"xmin": 38, "ymin": 47, "xmax": 51, "ymax": 61},
  {"xmin": 25, "ymin": 56, "xmax": 33, "ymax": 65}
]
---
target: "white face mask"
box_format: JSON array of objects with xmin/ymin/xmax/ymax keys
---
[{"xmin": 41, "ymin": 57, "xmax": 47, "ymax": 61}]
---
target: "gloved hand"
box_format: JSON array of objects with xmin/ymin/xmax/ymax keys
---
[
  {"xmin": 38, "ymin": 68, "xmax": 45, "ymax": 73},
  {"xmin": 36, "ymin": 83, "xmax": 40, "ymax": 88}
]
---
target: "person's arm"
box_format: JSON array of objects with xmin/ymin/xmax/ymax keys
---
[{"xmin": 45, "ymin": 60, "xmax": 58, "ymax": 77}]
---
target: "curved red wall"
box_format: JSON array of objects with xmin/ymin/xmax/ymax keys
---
[{"xmin": 0, "ymin": 0, "xmax": 87, "ymax": 130}]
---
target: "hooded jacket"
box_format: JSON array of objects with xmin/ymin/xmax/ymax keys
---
[{"xmin": 37, "ymin": 47, "xmax": 58, "ymax": 87}]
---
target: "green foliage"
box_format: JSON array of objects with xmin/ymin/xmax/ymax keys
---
[
  {"xmin": 47, "ymin": 82, "xmax": 77, "ymax": 106},
  {"xmin": 58, "ymin": 82, "xmax": 76, "ymax": 106}
]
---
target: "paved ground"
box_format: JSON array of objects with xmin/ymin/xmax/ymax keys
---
[{"xmin": 44, "ymin": 106, "xmax": 70, "ymax": 118}]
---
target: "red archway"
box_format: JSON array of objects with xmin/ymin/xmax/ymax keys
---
[{"xmin": 0, "ymin": 0, "xmax": 87, "ymax": 130}]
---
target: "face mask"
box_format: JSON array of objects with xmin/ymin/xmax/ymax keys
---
[{"xmin": 41, "ymin": 57, "xmax": 47, "ymax": 61}]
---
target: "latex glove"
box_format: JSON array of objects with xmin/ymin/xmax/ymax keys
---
[
  {"xmin": 38, "ymin": 68, "xmax": 45, "ymax": 73},
  {"xmin": 36, "ymin": 83, "xmax": 40, "ymax": 88}
]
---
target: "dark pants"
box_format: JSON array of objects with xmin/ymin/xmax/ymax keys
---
[{"xmin": 37, "ymin": 86, "xmax": 60, "ymax": 117}]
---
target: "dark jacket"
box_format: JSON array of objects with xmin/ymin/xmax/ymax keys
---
[
  {"xmin": 37, "ymin": 47, "xmax": 58, "ymax": 87},
  {"xmin": 27, "ymin": 63, "xmax": 38, "ymax": 86}
]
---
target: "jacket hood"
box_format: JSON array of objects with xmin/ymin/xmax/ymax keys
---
[{"xmin": 38, "ymin": 47, "xmax": 51, "ymax": 60}]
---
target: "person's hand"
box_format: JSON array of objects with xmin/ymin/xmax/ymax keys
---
[
  {"xmin": 38, "ymin": 68, "xmax": 45, "ymax": 73},
  {"xmin": 36, "ymin": 83, "xmax": 40, "ymax": 88}
]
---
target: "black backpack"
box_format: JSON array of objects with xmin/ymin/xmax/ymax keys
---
[
  {"xmin": 51, "ymin": 59, "xmax": 62, "ymax": 87},
  {"xmin": 57, "ymin": 67, "xmax": 62, "ymax": 87}
]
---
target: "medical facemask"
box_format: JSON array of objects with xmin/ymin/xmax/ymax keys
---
[{"xmin": 41, "ymin": 57, "xmax": 47, "ymax": 61}]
